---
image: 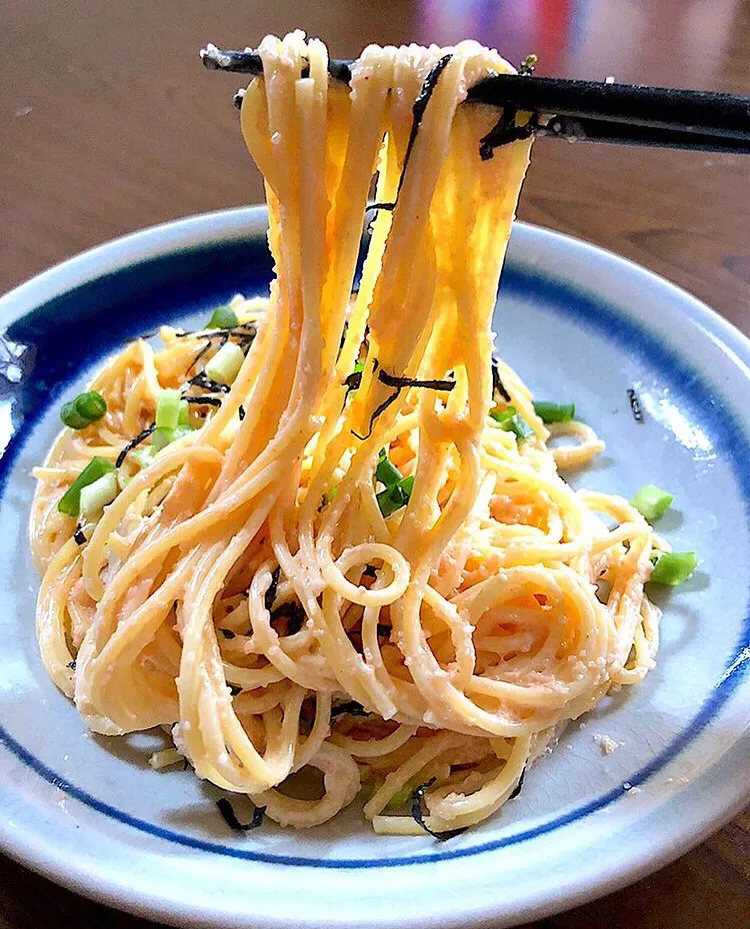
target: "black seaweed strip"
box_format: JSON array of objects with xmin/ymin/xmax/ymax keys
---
[
  {"xmin": 74, "ymin": 525, "xmax": 87, "ymax": 546},
  {"xmin": 626, "ymin": 388, "xmax": 644, "ymax": 423},
  {"xmin": 344, "ymin": 370, "xmax": 363, "ymax": 397},
  {"xmin": 67, "ymin": 659, "xmax": 77, "ymax": 670},
  {"xmin": 396, "ymin": 54, "xmax": 453, "ymax": 200},
  {"xmin": 479, "ymin": 110, "xmax": 538, "ymax": 161},
  {"xmin": 188, "ymin": 372, "xmax": 231, "ymax": 394},
  {"xmin": 411, "ymin": 778, "xmax": 468, "ymax": 841},
  {"xmin": 330, "ymin": 701, "xmax": 369, "ymax": 720},
  {"xmin": 238, "ymin": 404, "xmax": 246, "ymax": 421},
  {"xmin": 491, "ymin": 357, "xmax": 511, "ymax": 402},
  {"xmin": 271, "ymin": 601, "xmax": 307, "ymax": 636},
  {"xmin": 352, "ymin": 387, "xmax": 400, "ymax": 441},
  {"xmin": 378, "ymin": 369, "xmax": 456, "ymax": 392},
  {"xmin": 509, "ymin": 766, "xmax": 526, "ymax": 800},
  {"xmin": 185, "ymin": 396, "xmax": 222, "ymax": 407},
  {"xmin": 264, "ymin": 567, "xmax": 281, "ymax": 612},
  {"xmin": 216, "ymin": 797, "xmax": 266, "ymax": 831},
  {"xmin": 116, "ymin": 423, "xmax": 156, "ymax": 468},
  {"xmin": 367, "ymin": 201, "xmax": 396, "ymax": 211}
]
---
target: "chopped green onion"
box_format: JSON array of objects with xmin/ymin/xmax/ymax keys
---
[
  {"xmin": 399, "ymin": 475, "xmax": 415, "ymax": 497},
  {"xmin": 376, "ymin": 449, "xmax": 402, "ymax": 488},
  {"xmin": 205, "ymin": 342, "xmax": 245, "ymax": 385},
  {"xmin": 79, "ymin": 471, "xmax": 119, "ymax": 519},
  {"xmin": 57, "ymin": 457, "xmax": 116, "ymax": 517},
  {"xmin": 207, "ymin": 305, "xmax": 239, "ymax": 329},
  {"xmin": 533, "ymin": 400, "xmax": 575, "ymax": 423},
  {"xmin": 385, "ymin": 782, "xmax": 413, "ymax": 812},
  {"xmin": 490, "ymin": 405, "xmax": 533, "ymax": 442},
  {"xmin": 649, "ymin": 550, "xmax": 698, "ymax": 586},
  {"xmin": 178, "ymin": 399, "xmax": 191, "ymax": 426},
  {"xmin": 376, "ymin": 475, "xmax": 414, "ymax": 518},
  {"xmin": 132, "ymin": 448, "xmax": 155, "ymax": 470},
  {"xmin": 151, "ymin": 423, "xmax": 194, "ymax": 454},
  {"xmin": 328, "ymin": 484, "xmax": 339, "ymax": 503},
  {"xmin": 631, "ymin": 484, "xmax": 674, "ymax": 522},
  {"xmin": 156, "ymin": 389, "xmax": 181, "ymax": 431},
  {"xmin": 60, "ymin": 391, "xmax": 107, "ymax": 430},
  {"xmin": 353, "ymin": 361, "xmax": 364, "ymax": 374},
  {"xmin": 151, "ymin": 427, "xmax": 175, "ymax": 452}
]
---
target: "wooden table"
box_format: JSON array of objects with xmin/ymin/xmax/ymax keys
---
[{"xmin": 1, "ymin": 1, "xmax": 748, "ymax": 926}]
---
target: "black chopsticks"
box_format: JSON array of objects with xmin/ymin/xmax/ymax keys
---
[{"xmin": 200, "ymin": 44, "xmax": 750, "ymax": 154}]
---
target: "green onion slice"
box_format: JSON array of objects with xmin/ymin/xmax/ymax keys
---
[
  {"xmin": 156, "ymin": 389, "xmax": 181, "ymax": 431},
  {"xmin": 376, "ymin": 474, "xmax": 414, "ymax": 518},
  {"xmin": 631, "ymin": 484, "xmax": 674, "ymax": 522},
  {"xmin": 384, "ymin": 782, "xmax": 413, "ymax": 812},
  {"xmin": 376, "ymin": 449, "xmax": 402, "ymax": 488},
  {"xmin": 205, "ymin": 342, "xmax": 245, "ymax": 385},
  {"xmin": 490, "ymin": 406, "xmax": 533, "ymax": 442},
  {"xmin": 79, "ymin": 471, "xmax": 119, "ymax": 519},
  {"xmin": 60, "ymin": 391, "xmax": 107, "ymax": 430},
  {"xmin": 57, "ymin": 457, "xmax": 116, "ymax": 517},
  {"xmin": 649, "ymin": 550, "xmax": 697, "ymax": 586},
  {"xmin": 207, "ymin": 306, "xmax": 239, "ymax": 329},
  {"xmin": 178, "ymin": 399, "xmax": 191, "ymax": 426},
  {"xmin": 533, "ymin": 400, "xmax": 575, "ymax": 423}
]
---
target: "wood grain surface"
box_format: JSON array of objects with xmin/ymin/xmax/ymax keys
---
[{"xmin": 1, "ymin": 1, "xmax": 748, "ymax": 927}]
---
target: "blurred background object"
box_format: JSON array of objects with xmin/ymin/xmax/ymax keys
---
[{"xmin": 0, "ymin": 1, "xmax": 748, "ymax": 927}]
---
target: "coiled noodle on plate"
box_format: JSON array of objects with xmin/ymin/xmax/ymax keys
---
[{"xmin": 30, "ymin": 33, "xmax": 660, "ymax": 835}]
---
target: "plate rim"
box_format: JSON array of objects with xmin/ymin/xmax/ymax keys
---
[{"xmin": 1, "ymin": 207, "xmax": 749, "ymax": 929}]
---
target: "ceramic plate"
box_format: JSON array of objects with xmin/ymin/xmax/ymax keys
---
[{"xmin": 0, "ymin": 208, "xmax": 748, "ymax": 929}]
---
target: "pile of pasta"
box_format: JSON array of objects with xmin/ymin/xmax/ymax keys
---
[{"xmin": 31, "ymin": 33, "xmax": 659, "ymax": 835}]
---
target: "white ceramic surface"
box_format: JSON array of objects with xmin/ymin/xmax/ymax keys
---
[{"xmin": 0, "ymin": 207, "xmax": 748, "ymax": 929}]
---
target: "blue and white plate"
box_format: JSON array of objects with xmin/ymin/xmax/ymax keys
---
[{"xmin": 0, "ymin": 208, "xmax": 748, "ymax": 929}]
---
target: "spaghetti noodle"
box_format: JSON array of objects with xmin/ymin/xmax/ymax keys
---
[{"xmin": 30, "ymin": 34, "xmax": 662, "ymax": 835}]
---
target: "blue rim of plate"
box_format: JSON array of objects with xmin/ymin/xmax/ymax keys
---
[{"xmin": 0, "ymin": 216, "xmax": 748, "ymax": 870}]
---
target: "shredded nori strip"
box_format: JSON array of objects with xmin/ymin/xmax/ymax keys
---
[
  {"xmin": 216, "ymin": 797, "xmax": 266, "ymax": 831},
  {"xmin": 479, "ymin": 110, "xmax": 538, "ymax": 161},
  {"xmin": 362, "ymin": 564, "xmax": 378, "ymax": 578},
  {"xmin": 367, "ymin": 201, "xmax": 396, "ymax": 211},
  {"xmin": 185, "ymin": 395, "xmax": 222, "ymax": 407},
  {"xmin": 411, "ymin": 778, "xmax": 468, "ymax": 841},
  {"xmin": 397, "ymin": 54, "xmax": 453, "ymax": 200},
  {"xmin": 219, "ymin": 628, "xmax": 236, "ymax": 639},
  {"xmin": 188, "ymin": 372, "xmax": 231, "ymax": 394},
  {"xmin": 67, "ymin": 659, "xmax": 77, "ymax": 670},
  {"xmin": 271, "ymin": 601, "xmax": 307, "ymax": 636},
  {"xmin": 378, "ymin": 369, "xmax": 456, "ymax": 392},
  {"xmin": 344, "ymin": 369, "xmax": 363, "ymax": 396},
  {"xmin": 352, "ymin": 388, "xmax": 400, "ymax": 441},
  {"xmin": 352, "ymin": 367, "xmax": 455, "ymax": 441},
  {"xmin": 330, "ymin": 700, "xmax": 370, "ymax": 720},
  {"xmin": 626, "ymin": 388, "xmax": 644, "ymax": 423},
  {"xmin": 238, "ymin": 404, "xmax": 246, "ymax": 421},
  {"xmin": 116, "ymin": 423, "xmax": 156, "ymax": 468},
  {"xmin": 508, "ymin": 766, "xmax": 526, "ymax": 800},
  {"xmin": 73, "ymin": 525, "xmax": 87, "ymax": 546},
  {"xmin": 265, "ymin": 567, "xmax": 281, "ymax": 612},
  {"xmin": 229, "ymin": 684, "xmax": 243, "ymax": 696},
  {"xmin": 491, "ymin": 357, "xmax": 511, "ymax": 402}
]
